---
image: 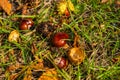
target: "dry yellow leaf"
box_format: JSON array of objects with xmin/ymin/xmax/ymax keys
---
[
  {"xmin": 57, "ymin": 1, "xmax": 67, "ymax": 14},
  {"xmin": 38, "ymin": 68, "xmax": 59, "ymax": 80},
  {"xmin": 57, "ymin": 0, "xmax": 74, "ymax": 15},
  {"xmin": 68, "ymin": 47, "xmax": 85, "ymax": 65},
  {"xmin": 68, "ymin": 32, "xmax": 85, "ymax": 65},
  {"xmin": 115, "ymin": 0, "xmax": 120, "ymax": 6},
  {"xmin": 23, "ymin": 75, "xmax": 33, "ymax": 80},
  {"xmin": 101, "ymin": 0, "xmax": 108, "ymax": 3},
  {"xmin": 7, "ymin": 63, "xmax": 21, "ymax": 72},
  {"xmin": 101, "ymin": 0, "xmax": 112, "ymax": 4},
  {"xmin": 67, "ymin": 0, "xmax": 74, "ymax": 11},
  {"xmin": 0, "ymin": 0, "xmax": 12, "ymax": 15},
  {"xmin": 112, "ymin": 55, "xmax": 120, "ymax": 63},
  {"xmin": 10, "ymin": 73, "xmax": 19, "ymax": 80},
  {"xmin": 23, "ymin": 68, "xmax": 32, "ymax": 80},
  {"xmin": 8, "ymin": 30, "xmax": 19, "ymax": 42},
  {"xmin": 31, "ymin": 62, "xmax": 44, "ymax": 70}
]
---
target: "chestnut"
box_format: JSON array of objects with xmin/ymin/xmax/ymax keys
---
[
  {"xmin": 54, "ymin": 57, "xmax": 68, "ymax": 69},
  {"xmin": 19, "ymin": 18, "xmax": 34, "ymax": 30},
  {"xmin": 68, "ymin": 47, "xmax": 85, "ymax": 65},
  {"xmin": 52, "ymin": 32, "xmax": 69, "ymax": 47}
]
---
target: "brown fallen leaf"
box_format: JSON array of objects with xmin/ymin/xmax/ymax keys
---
[
  {"xmin": 0, "ymin": 0, "xmax": 12, "ymax": 15},
  {"xmin": 31, "ymin": 60, "xmax": 44, "ymax": 70},
  {"xmin": 101, "ymin": 0, "xmax": 113, "ymax": 4},
  {"xmin": 8, "ymin": 30, "xmax": 20, "ymax": 42},
  {"xmin": 10, "ymin": 73, "xmax": 19, "ymax": 80},
  {"xmin": 101, "ymin": 0, "xmax": 109, "ymax": 3},
  {"xmin": 115, "ymin": 0, "xmax": 120, "ymax": 8},
  {"xmin": 112, "ymin": 55, "xmax": 120, "ymax": 63},
  {"xmin": 68, "ymin": 30, "xmax": 86, "ymax": 65},
  {"xmin": 7, "ymin": 63, "xmax": 21, "ymax": 72},
  {"xmin": 31, "ymin": 42, "xmax": 38, "ymax": 55},
  {"xmin": 115, "ymin": 0, "xmax": 120, "ymax": 5},
  {"xmin": 23, "ymin": 75, "xmax": 33, "ymax": 80},
  {"xmin": 23, "ymin": 68, "xmax": 33, "ymax": 80},
  {"xmin": 57, "ymin": 0, "xmax": 74, "ymax": 15},
  {"xmin": 22, "ymin": 5, "xmax": 28, "ymax": 15},
  {"xmin": 38, "ymin": 68, "xmax": 59, "ymax": 80}
]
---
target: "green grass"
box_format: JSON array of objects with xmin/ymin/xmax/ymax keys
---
[{"xmin": 0, "ymin": 0, "xmax": 120, "ymax": 80}]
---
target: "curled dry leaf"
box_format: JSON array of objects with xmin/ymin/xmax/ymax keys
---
[
  {"xmin": 38, "ymin": 68, "xmax": 59, "ymax": 80},
  {"xmin": 100, "ymin": 24, "xmax": 105, "ymax": 29},
  {"xmin": 31, "ymin": 56, "xmax": 44, "ymax": 70},
  {"xmin": 23, "ymin": 75, "xmax": 33, "ymax": 80},
  {"xmin": 101, "ymin": 0, "xmax": 109, "ymax": 3},
  {"xmin": 68, "ymin": 47, "xmax": 85, "ymax": 65},
  {"xmin": 10, "ymin": 73, "xmax": 19, "ymax": 80},
  {"xmin": 31, "ymin": 61, "xmax": 44, "ymax": 70},
  {"xmin": 68, "ymin": 30, "xmax": 86, "ymax": 65},
  {"xmin": 7, "ymin": 63, "xmax": 21, "ymax": 72},
  {"xmin": 0, "ymin": 0, "xmax": 12, "ymax": 15},
  {"xmin": 67, "ymin": 0, "xmax": 75, "ymax": 11},
  {"xmin": 115, "ymin": 0, "xmax": 120, "ymax": 8},
  {"xmin": 57, "ymin": 0, "xmax": 74, "ymax": 15},
  {"xmin": 8, "ymin": 30, "xmax": 20, "ymax": 42},
  {"xmin": 31, "ymin": 42, "xmax": 38, "ymax": 55},
  {"xmin": 23, "ymin": 68, "xmax": 33, "ymax": 80},
  {"xmin": 112, "ymin": 55, "xmax": 120, "ymax": 63},
  {"xmin": 9, "ymin": 59, "xmax": 44, "ymax": 80},
  {"xmin": 22, "ymin": 5, "xmax": 27, "ymax": 15},
  {"xmin": 101, "ymin": 0, "xmax": 113, "ymax": 4},
  {"xmin": 57, "ymin": 1, "xmax": 67, "ymax": 14}
]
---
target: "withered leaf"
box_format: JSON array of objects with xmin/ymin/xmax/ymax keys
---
[
  {"xmin": 23, "ymin": 68, "xmax": 32, "ymax": 80},
  {"xmin": 31, "ymin": 42, "xmax": 38, "ymax": 55},
  {"xmin": 115, "ymin": 0, "xmax": 120, "ymax": 8},
  {"xmin": 10, "ymin": 73, "xmax": 19, "ymax": 80},
  {"xmin": 0, "ymin": 0, "xmax": 12, "ymax": 15},
  {"xmin": 112, "ymin": 55, "xmax": 120, "ymax": 63},
  {"xmin": 68, "ymin": 31, "xmax": 86, "ymax": 65},
  {"xmin": 38, "ymin": 68, "xmax": 59, "ymax": 80},
  {"xmin": 22, "ymin": 5, "xmax": 27, "ymax": 15},
  {"xmin": 8, "ymin": 30, "xmax": 20, "ymax": 42},
  {"xmin": 101, "ymin": 0, "xmax": 109, "ymax": 3},
  {"xmin": 31, "ymin": 62, "xmax": 44, "ymax": 70},
  {"xmin": 7, "ymin": 63, "xmax": 21, "ymax": 72},
  {"xmin": 69, "ymin": 47, "xmax": 85, "ymax": 65},
  {"xmin": 101, "ymin": 0, "xmax": 112, "ymax": 4},
  {"xmin": 57, "ymin": 0, "xmax": 74, "ymax": 15},
  {"xmin": 67, "ymin": 0, "xmax": 75, "ymax": 11},
  {"xmin": 23, "ymin": 75, "xmax": 32, "ymax": 80}
]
